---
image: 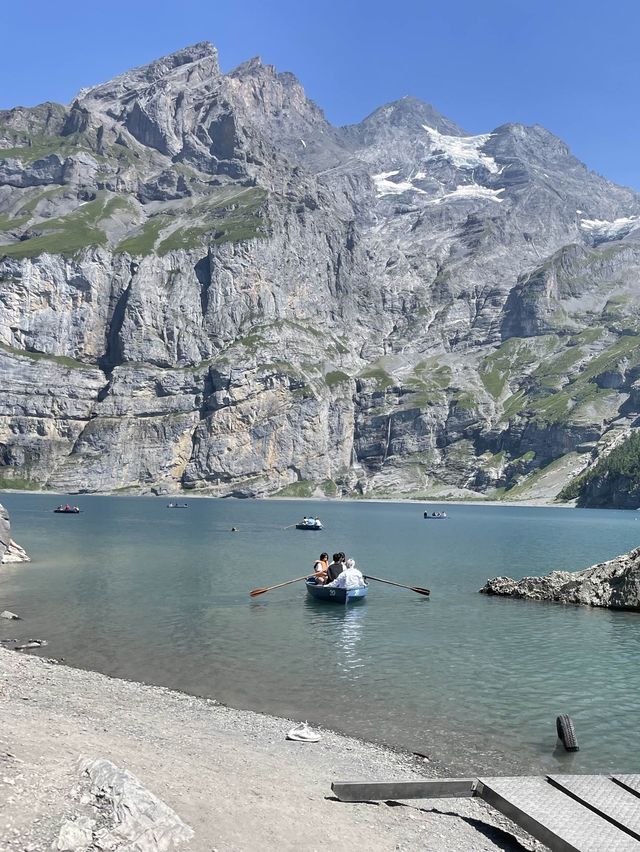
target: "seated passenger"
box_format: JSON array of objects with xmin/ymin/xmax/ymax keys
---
[
  {"xmin": 312, "ymin": 552, "xmax": 329, "ymax": 584},
  {"xmin": 326, "ymin": 553, "xmax": 344, "ymax": 583},
  {"xmin": 326, "ymin": 558, "xmax": 365, "ymax": 590}
]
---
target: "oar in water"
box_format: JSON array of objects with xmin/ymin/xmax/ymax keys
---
[
  {"xmin": 364, "ymin": 575, "xmax": 430, "ymax": 596},
  {"xmin": 249, "ymin": 575, "xmax": 309, "ymax": 597}
]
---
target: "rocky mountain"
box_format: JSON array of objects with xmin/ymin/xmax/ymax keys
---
[{"xmin": 1, "ymin": 41, "xmax": 640, "ymax": 499}]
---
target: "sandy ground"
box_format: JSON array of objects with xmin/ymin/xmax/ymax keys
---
[{"xmin": 0, "ymin": 648, "xmax": 548, "ymax": 852}]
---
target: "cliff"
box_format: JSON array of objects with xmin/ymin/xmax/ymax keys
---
[{"xmin": 2, "ymin": 43, "xmax": 640, "ymax": 499}]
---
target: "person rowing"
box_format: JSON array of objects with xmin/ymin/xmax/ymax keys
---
[{"xmin": 326, "ymin": 552, "xmax": 344, "ymax": 583}]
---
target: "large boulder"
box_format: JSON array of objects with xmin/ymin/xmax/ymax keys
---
[
  {"xmin": 0, "ymin": 502, "xmax": 30, "ymax": 564},
  {"xmin": 480, "ymin": 546, "xmax": 640, "ymax": 610}
]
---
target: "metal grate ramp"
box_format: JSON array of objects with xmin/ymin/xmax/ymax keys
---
[
  {"xmin": 478, "ymin": 776, "xmax": 640, "ymax": 852},
  {"xmin": 332, "ymin": 774, "xmax": 640, "ymax": 852}
]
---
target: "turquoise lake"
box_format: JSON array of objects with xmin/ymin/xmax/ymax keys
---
[{"xmin": 1, "ymin": 493, "xmax": 639, "ymax": 776}]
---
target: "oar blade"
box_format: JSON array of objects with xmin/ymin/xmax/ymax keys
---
[
  {"xmin": 364, "ymin": 575, "xmax": 431, "ymax": 596},
  {"xmin": 248, "ymin": 575, "xmax": 309, "ymax": 597}
]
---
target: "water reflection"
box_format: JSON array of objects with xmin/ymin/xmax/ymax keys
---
[
  {"xmin": 303, "ymin": 597, "xmax": 368, "ymax": 678},
  {"xmin": 337, "ymin": 605, "xmax": 367, "ymax": 678}
]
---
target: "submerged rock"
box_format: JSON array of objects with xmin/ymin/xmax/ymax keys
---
[
  {"xmin": 480, "ymin": 546, "xmax": 640, "ymax": 610},
  {"xmin": 15, "ymin": 639, "xmax": 48, "ymax": 650},
  {"xmin": 0, "ymin": 610, "xmax": 20, "ymax": 619},
  {"xmin": 0, "ymin": 503, "xmax": 30, "ymax": 564}
]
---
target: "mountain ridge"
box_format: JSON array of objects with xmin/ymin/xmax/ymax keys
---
[{"xmin": 1, "ymin": 43, "xmax": 640, "ymax": 504}]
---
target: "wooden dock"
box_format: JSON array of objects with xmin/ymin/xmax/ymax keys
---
[{"xmin": 332, "ymin": 774, "xmax": 640, "ymax": 851}]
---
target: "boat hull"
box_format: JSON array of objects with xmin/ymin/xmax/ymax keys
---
[
  {"xmin": 295, "ymin": 524, "xmax": 323, "ymax": 530},
  {"xmin": 305, "ymin": 579, "xmax": 368, "ymax": 603}
]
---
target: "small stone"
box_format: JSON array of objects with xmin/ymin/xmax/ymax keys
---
[{"xmin": 0, "ymin": 611, "xmax": 20, "ymax": 620}]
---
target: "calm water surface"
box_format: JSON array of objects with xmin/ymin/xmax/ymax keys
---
[{"xmin": 2, "ymin": 494, "xmax": 640, "ymax": 776}]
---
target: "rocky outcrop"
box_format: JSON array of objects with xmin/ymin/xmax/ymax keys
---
[
  {"xmin": 0, "ymin": 502, "xmax": 29, "ymax": 563},
  {"xmin": 480, "ymin": 546, "xmax": 640, "ymax": 610},
  {"xmin": 76, "ymin": 757, "xmax": 194, "ymax": 851},
  {"xmin": 2, "ymin": 42, "xmax": 640, "ymax": 500}
]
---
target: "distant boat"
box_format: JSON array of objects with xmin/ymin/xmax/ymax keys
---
[
  {"xmin": 295, "ymin": 517, "xmax": 323, "ymax": 530},
  {"xmin": 424, "ymin": 511, "xmax": 448, "ymax": 519},
  {"xmin": 54, "ymin": 505, "xmax": 80, "ymax": 514},
  {"xmin": 305, "ymin": 578, "xmax": 367, "ymax": 603},
  {"xmin": 167, "ymin": 502, "xmax": 188, "ymax": 508}
]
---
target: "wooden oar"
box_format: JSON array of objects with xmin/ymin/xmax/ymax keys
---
[
  {"xmin": 364, "ymin": 575, "xmax": 430, "ymax": 596},
  {"xmin": 249, "ymin": 575, "xmax": 309, "ymax": 597}
]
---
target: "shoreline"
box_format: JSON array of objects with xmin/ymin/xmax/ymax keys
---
[
  {"xmin": 0, "ymin": 486, "xmax": 576, "ymax": 509},
  {"xmin": 0, "ymin": 646, "xmax": 539, "ymax": 851}
]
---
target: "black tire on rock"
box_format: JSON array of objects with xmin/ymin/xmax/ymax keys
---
[{"xmin": 556, "ymin": 714, "xmax": 579, "ymax": 751}]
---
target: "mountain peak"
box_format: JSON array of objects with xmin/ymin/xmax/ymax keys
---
[
  {"xmin": 347, "ymin": 96, "xmax": 466, "ymax": 139},
  {"xmin": 76, "ymin": 41, "xmax": 219, "ymax": 105}
]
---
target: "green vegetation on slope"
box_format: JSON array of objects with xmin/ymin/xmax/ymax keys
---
[
  {"xmin": 480, "ymin": 336, "xmax": 559, "ymax": 399},
  {"xmin": 558, "ymin": 431, "xmax": 640, "ymax": 501},
  {"xmin": 0, "ymin": 194, "xmax": 129, "ymax": 258},
  {"xmin": 116, "ymin": 187, "xmax": 268, "ymax": 256},
  {"xmin": 0, "ymin": 131, "xmax": 92, "ymax": 163},
  {"xmin": 497, "ymin": 333, "xmax": 640, "ymax": 425},
  {"xmin": 0, "ymin": 341, "xmax": 88, "ymax": 369}
]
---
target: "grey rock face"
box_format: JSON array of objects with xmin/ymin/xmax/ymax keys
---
[
  {"xmin": 1, "ymin": 42, "xmax": 640, "ymax": 499},
  {"xmin": 0, "ymin": 503, "xmax": 29, "ymax": 563},
  {"xmin": 480, "ymin": 546, "xmax": 640, "ymax": 610}
]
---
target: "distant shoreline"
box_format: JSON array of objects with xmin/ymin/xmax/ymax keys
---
[{"xmin": 0, "ymin": 486, "xmax": 576, "ymax": 509}]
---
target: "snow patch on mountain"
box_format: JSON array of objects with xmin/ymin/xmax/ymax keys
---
[
  {"xmin": 373, "ymin": 170, "xmax": 426, "ymax": 196},
  {"xmin": 433, "ymin": 185, "xmax": 505, "ymax": 204},
  {"xmin": 422, "ymin": 125, "xmax": 499, "ymax": 174},
  {"xmin": 580, "ymin": 216, "xmax": 640, "ymax": 240}
]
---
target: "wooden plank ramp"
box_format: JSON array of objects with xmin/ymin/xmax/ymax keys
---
[{"xmin": 331, "ymin": 775, "xmax": 640, "ymax": 852}]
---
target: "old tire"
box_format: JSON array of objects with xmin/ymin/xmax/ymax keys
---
[{"xmin": 556, "ymin": 714, "xmax": 579, "ymax": 751}]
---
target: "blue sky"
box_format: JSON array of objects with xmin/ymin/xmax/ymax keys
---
[{"xmin": 2, "ymin": 0, "xmax": 639, "ymax": 188}]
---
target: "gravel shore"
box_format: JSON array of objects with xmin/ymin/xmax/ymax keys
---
[{"xmin": 0, "ymin": 647, "xmax": 545, "ymax": 851}]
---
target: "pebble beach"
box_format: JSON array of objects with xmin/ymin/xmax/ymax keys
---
[{"xmin": 0, "ymin": 647, "xmax": 544, "ymax": 851}]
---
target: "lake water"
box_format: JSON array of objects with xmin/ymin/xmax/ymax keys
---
[{"xmin": 1, "ymin": 493, "xmax": 640, "ymax": 776}]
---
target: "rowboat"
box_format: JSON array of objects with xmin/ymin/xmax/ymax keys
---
[
  {"xmin": 167, "ymin": 502, "xmax": 188, "ymax": 508},
  {"xmin": 424, "ymin": 512, "xmax": 448, "ymax": 519},
  {"xmin": 295, "ymin": 518, "xmax": 323, "ymax": 530},
  {"xmin": 305, "ymin": 578, "xmax": 368, "ymax": 603},
  {"xmin": 54, "ymin": 505, "xmax": 80, "ymax": 514}
]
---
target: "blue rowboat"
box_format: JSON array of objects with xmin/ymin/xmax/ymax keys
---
[{"xmin": 305, "ymin": 578, "xmax": 368, "ymax": 603}]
